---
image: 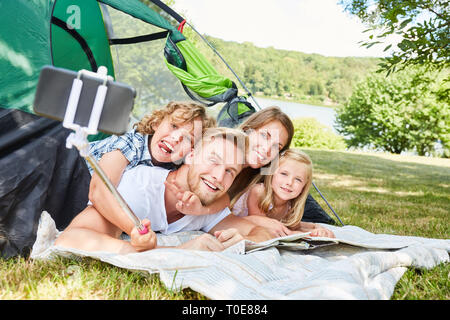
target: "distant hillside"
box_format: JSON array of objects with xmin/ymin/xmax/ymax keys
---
[{"xmin": 189, "ymin": 34, "xmax": 381, "ymax": 107}]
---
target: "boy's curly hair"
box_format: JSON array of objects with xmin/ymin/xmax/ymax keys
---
[{"xmin": 133, "ymin": 101, "xmax": 216, "ymax": 135}]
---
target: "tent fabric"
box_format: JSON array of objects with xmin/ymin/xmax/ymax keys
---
[
  {"xmin": 164, "ymin": 38, "xmax": 238, "ymax": 102},
  {"xmin": 0, "ymin": 0, "xmax": 54, "ymax": 114},
  {"xmin": 0, "ymin": 108, "xmax": 91, "ymax": 259},
  {"xmin": 0, "ymin": 0, "xmax": 184, "ymax": 115},
  {"xmin": 99, "ymin": 0, "xmax": 184, "ymax": 43},
  {"xmin": 164, "ymin": 36, "xmax": 257, "ymax": 128},
  {"xmin": 303, "ymin": 194, "xmax": 336, "ymax": 225},
  {"xmin": 217, "ymin": 96, "xmax": 256, "ymax": 128},
  {"xmin": 51, "ymin": 0, "xmax": 115, "ymax": 75}
]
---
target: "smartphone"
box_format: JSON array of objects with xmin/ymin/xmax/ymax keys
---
[{"xmin": 33, "ymin": 65, "xmax": 136, "ymax": 135}]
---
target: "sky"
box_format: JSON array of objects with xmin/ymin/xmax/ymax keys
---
[{"xmin": 171, "ymin": 0, "xmax": 400, "ymax": 58}]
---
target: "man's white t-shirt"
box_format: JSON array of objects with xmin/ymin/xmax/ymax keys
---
[{"xmin": 116, "ymin": 165, "xmax": 230, "ymax": 235}]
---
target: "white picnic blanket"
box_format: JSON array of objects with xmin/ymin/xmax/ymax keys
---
[{"xmin": 31, "ymin": 211, "xmax": 449, "ymax": 300}]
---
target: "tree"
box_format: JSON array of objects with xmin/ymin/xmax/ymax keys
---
[
  {"xmin": 339, "ymin": 0, "xmax": 450, "ymax": 73},
  {"xmin": 336, "ymin": 67, "xmax": 449, "ymax": 156}
]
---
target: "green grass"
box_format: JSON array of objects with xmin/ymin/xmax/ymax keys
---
[
  {"xmin": 308, "ymin": 149, "xmax": 450, "ymax": 239},
  {"xmin": 0, "ymin": 256, "xmax": 205, "ymax": 300},
  {"xmin": 0, "ymin": 149, "xmax": 448, "ymax": 300},
  {"xmin": 308, "ymin": 149, "xmax": 450, "ymax": 301}
]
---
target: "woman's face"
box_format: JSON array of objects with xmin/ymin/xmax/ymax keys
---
[{"xmin": 246, "ymin": 120, "xmax": 289, "ymax": 169}]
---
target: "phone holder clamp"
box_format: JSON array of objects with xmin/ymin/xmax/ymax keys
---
[{"xmin": 63, "ymin": 66, "xmax": 112, "ymax": 157}]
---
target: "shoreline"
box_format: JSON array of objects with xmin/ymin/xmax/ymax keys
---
[{"xmin": 251, "ymin": 94, "xmax": 341, "ymax": 109}]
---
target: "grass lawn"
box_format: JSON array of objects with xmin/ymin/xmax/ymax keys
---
[{"xmin": 0, "ymin": 149, "xmax": 448, "ymax": 300}]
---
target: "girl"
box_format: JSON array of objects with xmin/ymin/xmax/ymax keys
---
[{"xmin": 231, "ymin": 149, "xmax": 335, "ymax": 238}]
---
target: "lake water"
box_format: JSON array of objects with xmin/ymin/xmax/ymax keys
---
[{"xmin": 254, "ymin": 97, "xmax": 338, "ymax": 133}]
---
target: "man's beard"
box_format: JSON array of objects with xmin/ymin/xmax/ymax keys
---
[{"xmin": 187, "ymin": 166, "xmax": 222, "ymax": 206}]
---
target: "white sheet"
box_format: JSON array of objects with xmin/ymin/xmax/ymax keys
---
[{"xmin": 31, "ymin": 211, "xmax": 449, "ymax": 300}]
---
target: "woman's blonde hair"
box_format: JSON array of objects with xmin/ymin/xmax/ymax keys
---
[
  {"xmin": 133, "ymin": 101, "xmax": 216, "ymax": 136},
  {"xmin": 231, "ymin": 149, "xmax": 313, "ymax": 229}
]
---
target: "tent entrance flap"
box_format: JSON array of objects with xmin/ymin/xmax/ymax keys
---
[
  {"xmin": 164, "ymin": 36, "xmax": 257, "ymax": 127},
  {"xmin": 164, "ymin": 38, "xmax": 238, "ymax": 102}
]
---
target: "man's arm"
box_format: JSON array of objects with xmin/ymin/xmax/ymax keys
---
[
  {"xmin": 209, "ymin": 214, "xmax": 274, "ymax": 243},
  {"xmin": 89, "ymin": 150, "xmax": 135, "ymax": 234}
]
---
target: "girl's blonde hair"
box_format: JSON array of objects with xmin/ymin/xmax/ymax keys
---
[
  {"xmin": 231, "ymin": 149, "xmax": 313, "ymax": 229},
  {"xmin": 133, "ymin": 101, "xmax": 216, "ymax": 136}
]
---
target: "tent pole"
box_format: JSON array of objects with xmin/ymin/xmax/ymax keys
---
[{"xmin": 312, "ymin": 182, "xmax": 345, "ymax": 226}]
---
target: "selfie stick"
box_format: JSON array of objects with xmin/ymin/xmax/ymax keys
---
[{"xmin": 62, "ymin": 66, "xmax": 148, "ymax": 235}]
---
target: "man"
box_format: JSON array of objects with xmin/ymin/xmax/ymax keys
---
[{"xmin": 55, "ymin": 128, "xmax": 273, "ymax": 253}]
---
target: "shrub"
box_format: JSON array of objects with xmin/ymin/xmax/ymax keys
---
[{"xmin": 291, "ymin": 117, "xmax": 347, "ymax": 150}]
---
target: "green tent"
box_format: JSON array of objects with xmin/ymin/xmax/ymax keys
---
[
  {"xmin": 0, "ymin": 0, "xmax": 255, "ymax": 132},
  {"xmin": 0, "ymin": 0, "xmax": 334, "ymax": 258},
  {"xmin": 0, "ymin": 0, "xmax": 257, "ymax": 258}
]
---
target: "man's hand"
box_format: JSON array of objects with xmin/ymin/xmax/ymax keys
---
[
  {"xmin": 175, "ymin": 191, "xmax": 205, "ymax": 215},
  {"xmin": 129, "ymin": 219, "xmax": 157, "ymax": 251},
  {"xmin": 177, "ymin": 233, "xmax": 225, "ymax": 251},
  {"xmin": 214, "ymin": 228, "xmax": 245, "ymax": 248},
  {"xmin": 164, "ymin": 180, "xmax": 207, "ymax": 215}
]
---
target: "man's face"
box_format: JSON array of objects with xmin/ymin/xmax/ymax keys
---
[{"xmin": 187, "ymin": 137, "xmax": 244, "ymax": 206}]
